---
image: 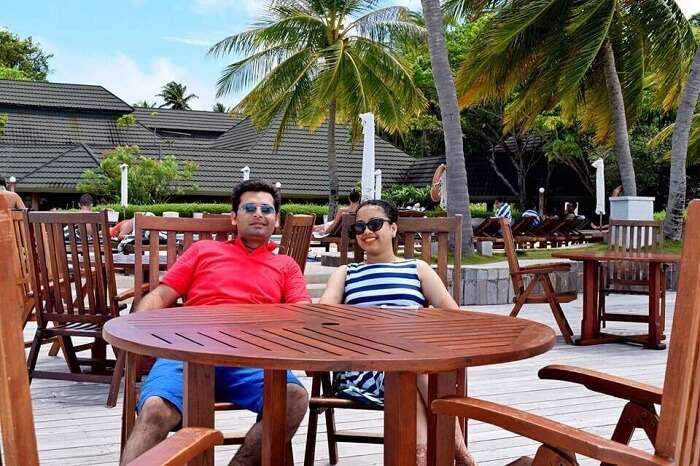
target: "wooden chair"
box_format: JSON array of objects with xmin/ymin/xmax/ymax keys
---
[
  {"xmin": 0, "ymin": 201, "xmax": 224, "ymax": 466},
  {"xmin": 600, "ymin": 220, "xmax": 666, "ymax": 333},
  {"xmin": 24, "ymin": 210, "xmax": 124, "ymax": 407},
  {"xmin": 10, "ymin": 209, "xmax": 36, "ymax": 326},
  {"xmin": 119, "ymin": 215, "xmax": 294, "ymax": 463},
  {"xmin": 499, "ymin": 217, "xmax": 576, "ymax": 344},
  {"xmin": 433, "ymin": 199, "xmax": 700, "ymax": 466},
  {"xmin": 304, "ymin": 215, "xmax": 465, "ymax": 466},
  {"xmin": 278, "ymin": 213, "xmax": 315, "ymax": 273}
]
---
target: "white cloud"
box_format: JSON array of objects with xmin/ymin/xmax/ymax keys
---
[
  {"xmin": 161, "ymin": 35, "xmax": 213, "ymax": 47},
  {"xmin": 190, "ymin": 0, "xmax": 262, "ymax": 16},
  {"xmin": 49, "ymin": 49, "xmax": 240, "ymax": 110},
  {"xmin": 676, "ymin": 0, "xmax": 700, "ymax": 17},
  {"xmin": 388, "ymin": 0, "xmax": 422, "ymax": 12}
]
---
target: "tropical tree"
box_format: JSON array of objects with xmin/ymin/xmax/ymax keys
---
[
  {"xmin": 209, "ymin": 0, "xmax": 426, "ymax": 217},
  {"xmin": 133, "ymin": 100, "xmax": 158, "ymax": 108},
  {"xmin": 157, "ymin": 81, "xmax": 198, "ymax": 110},
  {"xmin": 212, "ymin": 102, "xmax": 228, "ymax": 112},
  {"xmin": 455, "ymin": 0, "xmax": 695, "ymax": 197},
  {"xmin": 0, "ymin": 30, "xmax": 52, "ymax": 81},
  {"xmin": 420, "ymin": 0, "xmax": 474, "ymax": 252}
]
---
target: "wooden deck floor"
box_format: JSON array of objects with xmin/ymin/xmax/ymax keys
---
[{"xmin": 21, "ymin": 293, "xmax": 670, "ymax": 465}]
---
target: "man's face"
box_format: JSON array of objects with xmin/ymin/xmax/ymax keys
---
[{"xmin": 232, "ymin": 191, "xmax": 279, "ymax": 242}]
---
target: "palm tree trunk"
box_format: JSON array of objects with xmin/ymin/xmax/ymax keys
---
[
  {"xmin": 664, "ymin": 46, "xmax": 700, "ymax": 240},
  {"xmin": 421, "ymin": 0, "xmax": 474, "ymax": 255},
  {"xmin": 327, "ymin": 98, "xmax": 339, "ymax": 219},
  {"xmin": 601, "ymin": 40, "xmax": 637, "ymax": 196}
]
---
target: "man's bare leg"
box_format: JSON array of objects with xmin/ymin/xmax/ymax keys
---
[
  {"xmin": 120, "ymin": 396, "xmax": 182, "ymax": 465},
  {"xmin": 228, "ymin": 383, "xmax": 308, "ymax": 466}
]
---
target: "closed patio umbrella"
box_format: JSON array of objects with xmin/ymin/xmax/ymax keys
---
[
  {"xmin": 120, "ymin": 163, "xmax": 128, "ymax": 207},
  {"xmin": 359, "ymin": 113, "xmax": 375, "ymax": 201},
  {"xmin": 592, "ymin": 158, "xmax": 605, "ymax": 225}
]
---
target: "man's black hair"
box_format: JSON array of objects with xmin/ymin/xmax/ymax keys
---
[
  {"xmin": 79, "ymin": 193, "xmax": 94, "ymax": 207},
  {"xmin": 348, "ymin": 190, "xmax": 361, "ymax": 203},
  {"xmin": 231, "ymin": 179, "xmax": 282, "ymax": 213},
  {"xmin": 356, "ymin": 199, "xmax": 398, "ymax": 223}
]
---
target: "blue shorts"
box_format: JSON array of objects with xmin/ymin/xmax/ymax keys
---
[{"xmin": 137, "ymin": 358, "xmax": 303, "ymax": 414}]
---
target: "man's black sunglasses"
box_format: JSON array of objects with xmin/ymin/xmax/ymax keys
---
[{"xmin": 350, "ymin": 217, "xmax": 391, "ymax": 236}]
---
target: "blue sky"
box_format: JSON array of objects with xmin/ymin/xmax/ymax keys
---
[{"xmin": 2, "ymin": 0, "xmax": 698, "ymax": 111}]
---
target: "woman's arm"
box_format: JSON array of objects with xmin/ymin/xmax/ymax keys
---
[
  {"xmin": 319, "ymin": 265, "xmax": 348, "ymax": 304},
  {"xmin": 416, "ymin": 260, "xmax": 459, "ymax": 309}
]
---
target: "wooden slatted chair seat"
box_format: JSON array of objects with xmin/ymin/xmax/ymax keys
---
[
  {"xmin": 119, "ymin": 215, "xmax": 294, "ymax": 463},
  {"xmin": 433, "ymin": 199, "xmax": 700, "ymax": 466},
  {"xmin": 304, "ymin": 215, "xmax": 465, "ymax": 466},
  {"xmin": 24, "ymin": 210, "xmax": 124, "ymax": 407},
  {"xmin": 0, "ymin": 200, "xmax": 224, "ymax": 466},
  {"xmin": 500, "ymin": 217, "xmax": 576, "ymax": 344}
]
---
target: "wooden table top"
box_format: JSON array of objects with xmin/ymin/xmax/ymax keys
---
[
  {"xmin": 552, "ymin": 250, "xmax": 681, "ymax": 263},
  {"xmin": 103, "ymin": 304, "xmax": 555, "ymax": 372}
]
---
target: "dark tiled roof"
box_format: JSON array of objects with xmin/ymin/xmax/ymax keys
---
[
  {"xmin": 0, "ymin": 107, "xmax": 157, "ymax": 146},
  {"xmin": 404, "ymin": 156, "xmax": 445, "ymax": 185},
  {"xmin": 133, "ymin": 107, "xmax": 244, "ymax": 133},
  {"xmin": 211, "ymin": 118, "xmax": 261, "ymax": 150},
  {"xmin": 0, "ymin": 79, "xmax": 132, "ymax": 112}
]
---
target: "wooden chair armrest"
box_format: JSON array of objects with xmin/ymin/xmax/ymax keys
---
[
  {"xmin": 538, "ymin": 365, "xmax": 662, "ymax": 405},
  {"xmin": 116, "ymin": 284, "xmax": 151, "ymax": 302},
  {"xmin": 513, "ymin": 263, "xmax": 571, "ymax": 275},
  {"xmin": 432, "ymin": 397, "xmax": 670, "ymax": 466},
  {"xmin": 125, "ymin": 427, "xmax": 224, "ymax": 466}
]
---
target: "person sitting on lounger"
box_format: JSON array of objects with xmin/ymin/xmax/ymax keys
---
[
  {"xmin": 313, "ymin": 189, "xmax": 361, "ymax": 237},
  {"xmin": 494, "ymin": 199, "xmax": 512, "ymax": 225},
  {"xmin": 521, "ymin": 202, "xmax": 542, "ymax": 226},
  {"xmin": 320, "ymin": 199, "xmax": 476, "ymax": 466}
]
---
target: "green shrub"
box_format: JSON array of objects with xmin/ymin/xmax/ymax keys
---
[
  {"xmin": 383, "ymin": 184, "xmax": 435, "ymax": 208},
  {"xmin": 424, "ymin": 203, "xmax": 494, "ymax": 219},
  {"xmin": 653, "ymin": 210, "xmax": 688, "ymax": 222}
]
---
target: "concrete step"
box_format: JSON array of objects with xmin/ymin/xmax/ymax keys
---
[
  {"xmin": 304, "ymin": 272, "xmax": 332, "ymax": 284},
  {"xmin": 306, "ymin": 283, "xmax": 327, "ymax": 298}
]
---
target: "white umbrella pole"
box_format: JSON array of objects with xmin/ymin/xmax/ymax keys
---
[
  {"xmin": 119, "ymin": 164, "xmax": 128, "ymax": 207},
  {"xmin": 359, "ymin": 113, "xmax": 375, "ymax": 201}
]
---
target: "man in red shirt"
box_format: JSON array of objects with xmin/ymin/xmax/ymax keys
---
[{"xmin": 120, "ymin": 180, "xmax": 311, "ymax": 466}]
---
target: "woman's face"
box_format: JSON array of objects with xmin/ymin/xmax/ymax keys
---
[{"xmin": 354, "ymin": 205, "xmax": 397, "ymax": 255}]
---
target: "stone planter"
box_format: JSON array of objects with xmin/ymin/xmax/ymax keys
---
[{"xmin": 609, "ymin": 196, "xmax": 655, "ymax": 221}]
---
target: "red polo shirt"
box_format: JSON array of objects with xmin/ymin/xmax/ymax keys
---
[{"xmin": 161, "ymin": 237, "xmax": 310, "ymax": 306}]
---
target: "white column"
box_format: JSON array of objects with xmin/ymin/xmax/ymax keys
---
[
  {"xmin": 374, "ymin": 169, "xmax": 382, "ymax": 200},
  {"xmin": 119, "ymin": 164, "xmax": 128, "ymax": 207},
  {"xmin": 359, "ymin": 113, "xmax": 375, "ymax": 201}
]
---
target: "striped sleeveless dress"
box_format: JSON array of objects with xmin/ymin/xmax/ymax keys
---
[{"xmin": 334, "ymin": 260, "xmax": 426, "ymax": 406}]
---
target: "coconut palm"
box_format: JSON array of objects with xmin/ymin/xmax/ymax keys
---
[
  {"xmin": 212, "ymin": 102, "xmax": 228, "ymax": 112},
  {"xmin": 133, "ymin": 100, "xmax": 158, "ymax": 108},
  {"xmin": 157, "ymin": 81, "xmax": 198, "ymax": 110},
  {"xmin": 209, "ymin": 0, "xmax": 426, "ymax": 217},
  {"xmin": 420, "ymin": 0, "xmax": 474, "ymax": 252},
  {"xmin": 455, "ymin": 0, "xmax": 695, "ymax": 197}
]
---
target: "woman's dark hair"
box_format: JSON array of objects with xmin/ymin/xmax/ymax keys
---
[
  {"xmin": 356, "ymin": 199, "xmax": 398, "ymax": 223},
  {"xmin": 348, "ymin": 190, "xmax": 361, "ymax": 203},
  {"xmin": 231, "ymin": 179, "xmax": 282, "ymax": 213}
]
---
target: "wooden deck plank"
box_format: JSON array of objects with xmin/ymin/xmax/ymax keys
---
[{"xmin": 6, "ymin": 293, "xmax": 670, "ymax": 465}]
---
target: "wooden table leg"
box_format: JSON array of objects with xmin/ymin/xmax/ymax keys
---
[
  {"xmin": 384, "ymin": 371, "xmax": 417, "ymax": 466},
  {"xmin": 262, "ymin": 369, "xmax": 287, "ymax": 466},
  {"xmin": 578, "ymin": 260, "xmax": 600, "ymax": 344},
  {"xmin": 183, "ymin": 362, "xmax": 215, "ymax": 466},
  {"xmin": 647, "ymin": 263, "xmax": 665, "ymax": 349},
  {"xmin": 427, "ymin": 371, "xmax": 458, "ymax": 466}
]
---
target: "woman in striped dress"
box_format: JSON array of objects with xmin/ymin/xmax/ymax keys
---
[{"xmin": 320, "ymin": 199, "xmax": 475, "ymax": 466}]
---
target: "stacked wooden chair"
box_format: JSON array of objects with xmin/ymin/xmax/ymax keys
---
[
  {"xmin": 433, "ymin": 199, "xmax": 700, "ymax": 466},
  {"xmin": 278, "ymin": 213, "xmax": 315, "ymax": 273},
  {"xmin": 499, "ymin": 217, "xmax": 576, "ymax": 344},
  {"xmin": 304, "ymin": 215, "xmax": 465, "ymax": 465},
  {"xmin": 0, "ymin": 201, "xmax": 223, "ymax": 466}
]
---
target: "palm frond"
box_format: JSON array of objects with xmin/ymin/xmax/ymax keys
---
[
  {"xmin": 345, "ymin": 6, "xmax": 425, "ymax": 44},
  {"xmin": 442, "ymin": 0, "xmax": 511, "ymax": 21},
  {"xmin": 648, "ymin": 113, "xmax": 700, "ymax": 165}
]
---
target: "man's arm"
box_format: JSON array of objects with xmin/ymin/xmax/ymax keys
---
[{"xmin": 134, "ymin": 284, "xmax": 181, "ymax": 312}]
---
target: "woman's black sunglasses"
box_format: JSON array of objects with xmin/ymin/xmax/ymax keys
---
[{"xmin": 350, "ymin": 217, "xmax": 391, "ymax": 236}]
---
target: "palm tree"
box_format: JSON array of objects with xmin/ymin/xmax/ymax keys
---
[
  {"xmin": 157, "ymin": 81, "xmax": 198, "ymax": 110},
  {"xmin": 420, "ymin": 0, "xmax": 474, "ymax": 253},
  {"xmin": 209, "ymin": 0, "xmax": 426, "ymax": 217},
  {"xmin": 212, "ymin": 102, "xmax": 227, "ymax": 112},
  {"xmin": 133, "ymin": 100, "xmax": 158, "ymax": 108},
  {"xmin": 455, "ymin": 0, "xmax": 695, "ymax": 197}
]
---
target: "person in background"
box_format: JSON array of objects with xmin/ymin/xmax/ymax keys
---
[
  {"xmin": 521, "ymin": 202, "xmax": 542, "ymax": 226},
  {"xmin": 0, "ymin": 176, "xmax": 26, "ymax": 209},
  {"xmin": 494, "ymin": 199, "xmax": 512, "ymax": 224},
  {"xmin": 320, "ymin": 199, "xmax": 476, "ymax": 466},
  {"xmin": 313, "ymin": 189, "xmax": 361, "ymax": 237},
  {"xmin": 78, "ymin": 193, "xmax": 93, "ymax": 212}
]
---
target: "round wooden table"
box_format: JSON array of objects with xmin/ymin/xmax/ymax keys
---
[
  {"xmin": 551, "ymin": 250, "xmax": 680, "ymax": 348},
  {"xmin": 104, "ymin": 304, "xmax": 555, "ymax": 466}
]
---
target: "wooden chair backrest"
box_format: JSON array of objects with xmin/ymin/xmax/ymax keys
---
[
  {"xmin": 0, "ymin": 201, "xmax": 40, "ymax": 465},
  {"xmin": 202, "ymin": 213, "xmax": 230, "ymax": 219},
  {"xmin": 133, "ymin": 215, "xmax": 237, "ymax": 305},
  {"xmin": 27, "ymin": 211, "xmax": 119, "ymax": 327},
  {"xmin": 655, "ymin": 199, "xmax": 700, "ymax": 464},
  {"xmin": 339, "ymin": 212, "xmax": 357, "ymax": 265},
  {"xmin": 499, "ymin": 217, "xmax": 524, "ymax": 296},
  {"xmin": 395, "ymin": 215, "xmax": 463, "ymax": 305},
  {"xmin": 10, "ymin": 209, "xmax": 36, "ymax": 323},
  {"xmin": 606, "ymin": 220, "xmax": 663, "ymax": 287},
  {"xmin": 278, "ymin": 214, "xmax": 315, "ymax": 273}
]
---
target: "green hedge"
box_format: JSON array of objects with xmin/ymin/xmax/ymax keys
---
[{"xmin": 94, "ymin": 202, "xmax": 330, "ymax": 223}]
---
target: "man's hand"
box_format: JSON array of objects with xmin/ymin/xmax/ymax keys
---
[{"xmin": 134, "ymin": 284, "xmax": 181, "ymax": 312}]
